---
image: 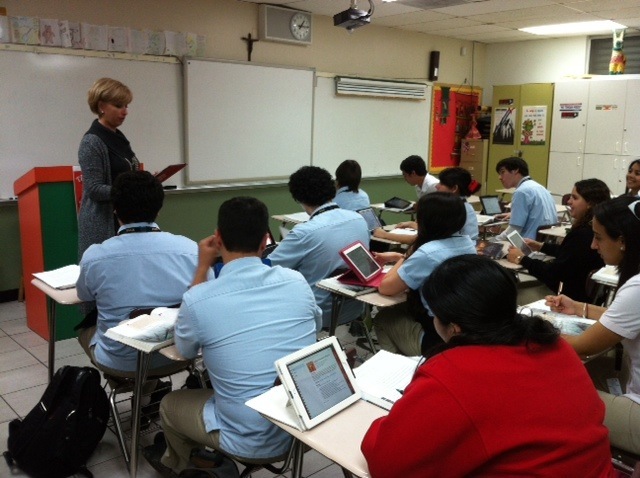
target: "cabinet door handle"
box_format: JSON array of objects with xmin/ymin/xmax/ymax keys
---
[{"xmin": 615, "ymin": 141, "xmax": 621, "ymax": 153}]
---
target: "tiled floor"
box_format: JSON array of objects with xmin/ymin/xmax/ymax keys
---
[{"xmin": 0, "ymin": 300, "xmax": 375, "ymax": 478}]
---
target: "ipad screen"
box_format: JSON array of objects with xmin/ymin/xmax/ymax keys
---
[
  {"xmin": 343, "ymin": 243, "xmax": 380, "ymax": 280},
  {"xmin": 286, "ymin": 343, "xmax": 356, "ymax": 419}
]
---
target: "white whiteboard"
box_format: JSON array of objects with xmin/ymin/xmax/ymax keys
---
[
  {"xmin": 184, "ymin": 59, "xmax": 314, "ymax": 184},
  {"xmin": 313, "ymin": 77, "xmax": 432, "ymax": 177},
  {"xmin": 0, "ymin": 48, "xmax": 183, "ymax": 198}
]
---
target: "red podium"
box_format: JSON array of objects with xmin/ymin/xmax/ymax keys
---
[{"xmin": 14, "ymin": 167, "xmax": 82, "ymax": 340}]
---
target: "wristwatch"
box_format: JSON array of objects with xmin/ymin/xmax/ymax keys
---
[{"xmin": 516, "ymin": 255, "xmax": 523, "ymax": 264}]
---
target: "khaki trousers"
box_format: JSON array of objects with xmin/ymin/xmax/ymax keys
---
[
  {"xmin": 598, "ymin": 391, "xmax": 640, "ymax": 456},
  {"xmin": 372, "ymin": 302, "xmax": 423, "ymax": 356},
  {"xmin": 160, "ymin": 389, "xmax": 221, "ymax": 472}
]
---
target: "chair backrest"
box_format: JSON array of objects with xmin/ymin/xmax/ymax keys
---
[{"xmin": 584, "ymin": 269, "xmax": 614, "ymax": 307}]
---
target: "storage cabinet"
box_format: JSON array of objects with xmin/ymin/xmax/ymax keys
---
[
  {"xmin": 547, "ymin": 77, "xmax": 640, "ymax": 195},
  {"xmin": 459, "ymin": 139, "xmax": 489, "ymax": 195}
]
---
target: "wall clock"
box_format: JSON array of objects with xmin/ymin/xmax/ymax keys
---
[{"xmin": 258, "ymin": 5, "xmax": 312, "ymax": 45}]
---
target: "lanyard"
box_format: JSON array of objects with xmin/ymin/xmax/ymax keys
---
[
  {"xmin": 310, "ymin": 204, "xmax": 339, "ymax": 219},
  {"xmin": 117, "ymin": 226, "xmax": 161, "ymax": 235}
]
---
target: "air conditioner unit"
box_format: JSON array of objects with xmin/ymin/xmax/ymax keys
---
[{"xmin": 335, "ymin": 76, "xmax": 427, "ymax": 99}]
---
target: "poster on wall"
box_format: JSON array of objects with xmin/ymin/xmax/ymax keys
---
[
  {"xmin": 492, "ymin": 106, "xmax": 514, "ymax": 145},
  {"xmin": 520, "ymin": 105, "xmax": 547, "ymax": 145}
]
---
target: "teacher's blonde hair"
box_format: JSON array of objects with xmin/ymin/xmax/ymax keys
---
[{"xmin": 87, "ymin": 78, "xmax": 132, "ymax": 115}]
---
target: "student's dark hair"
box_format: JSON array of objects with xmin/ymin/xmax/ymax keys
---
[
  {"xmin": 217, "ymin": 197, "xmax": 269, "ymax": 253},
  {"xmin": 288, "ymin": 166, "xmax": 336, "ymax": 207},
  {"xmin": 399, "ymin": 155, "xmax": 427, "ymax": 176},
  {"xmin": 625, "ymin": 158, "xmax": 640, "ymax": 195},
  {"xmin": 438, "ymin": 167, "xmax": 476, "ymax": 197},
  {"xmin": 407, "ymin": 192, "xmax": 465, "ymax": 256},
  {"xmin": 593, "ymin": 196, "xmax": 640, "ymax": 289},
  {"xmin": 111, "ymin": 171, "xmax": 164, "ymax": 224},
  {"xmin": 571, "ymin": 178, "xmax": 610, "ymax": 230},
  {"xmin": 495, "ymin": 156, "xmax": 529, "ymax": 177},
  {"xmin": 335, "ymin": 160, "xmax": 362, "ymax": 192},
  {"xmin": 422, "ymin": 255, "xmax": 559, "ymax": 359}
]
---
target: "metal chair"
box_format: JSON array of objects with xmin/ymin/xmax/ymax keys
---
[{"xmin": 103, "ymin": 307, "xmax": 192, "ymax": 466}]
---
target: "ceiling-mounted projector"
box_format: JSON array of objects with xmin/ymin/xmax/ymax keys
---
[{"xmin": 334, "ymin": 0, "xmax": 375, "ymax": 31}]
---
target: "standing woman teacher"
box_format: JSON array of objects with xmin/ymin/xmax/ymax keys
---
[{"xmin": 78, "ymin": 78, "xmax": 139, "ymax": 261}]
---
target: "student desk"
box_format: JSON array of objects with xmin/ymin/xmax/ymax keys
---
[
  {"xmin": 262, "ymin": 399, "xmax": 387, "ymax": 478},
  {"xmin": 538, "ymin": 224, "xmax": 569, "ymax": 242},
  {"xmin": 30, "ymin": 277, "xmax": 176, "ymax": 478},
  {"xmin": 590, "ymin": 266, "xmax": 619, "ymax": 307},
  {"xmin": 103, "ymin": 329, "xmax": 175, "ymax": 478},
  {"xmin": 30, "ymin": 278, "xmax": 81, "ymax": 382},
  {"xmin": 271, "ymin": 212, "xmax": 309, "ymax": 226},
  {"xmin": 317, "ymin": 278, "xmax": 406, "ymax": 352}
]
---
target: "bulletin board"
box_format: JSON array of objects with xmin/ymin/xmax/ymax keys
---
[{"xmin": 429, "ymin": 86, "xmax": 481, "ymax": 173}]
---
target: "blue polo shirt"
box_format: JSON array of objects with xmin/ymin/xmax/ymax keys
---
[
  {"xmin": 334, "ymin": 186, "xmax": 370, "ymax": 211},
  {"xmin": 510, "ymin": 177, "xmax": 557, "ymax": 239},
  {"xmin": 174, "ymin": 257, "xmax": 321, "ymax": 459}
]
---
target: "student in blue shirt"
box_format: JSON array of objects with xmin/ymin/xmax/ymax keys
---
[
  {"xmin": 76, "ymin": 171, "xmax": 198, "ymax": 377},
  {"xmin": 493, "ymin": 156, "xmax": 557, "ymax": 240},
  {"xmin": 268, "ymin": 166, "xmax": 370, "ymax": 329},
  {"xmin": 374, "ymin": 167, "xmax": 480, "ymax": 243},
  {"xmin": 372, "ymin": 192, "xmax": 477, "ymax": 356},
  {"xmin": 154, "ymin": 197, "xmax": 321, "ymax": 473},
  {"xmin": 334, "ymin": 159, "xmax": 370, "ymax": 211}
]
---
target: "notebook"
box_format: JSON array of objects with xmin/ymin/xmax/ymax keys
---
[
  {"xmin": 338, "ymin": 241, "xmax": 385, "ymax": 287},
  {"xmin": 273, "ymin": 337, "xmax": 361, "ymax": 430},
  {"xmin": 154, "ymin": 164, "xmax": 186, "ymax": 183},
  {"xmin": 356, "ymin": 207, "xmax": 382, "ymax": 232}
]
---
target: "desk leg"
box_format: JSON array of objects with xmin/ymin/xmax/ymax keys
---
[
  {"xmin": 47, "ymin": 298, "xmax": 57, "ymax": 382},
  {"xmin": 129, "ymin": 350, "xmax": 151, "ymax": 478},
  {"xmin": 291, "ymin": 439, "xmax": 304, "ymax": 478},
  {"xmin": 329, "ymin": 294, "xmax": 345, "ymax": 337}
]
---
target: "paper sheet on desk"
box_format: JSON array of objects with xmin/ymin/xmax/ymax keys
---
[
  {"xmin": 387, "ymin": 228, "xmax": 417, "ymax": 236},
  {"xmin": 519, "ymin": 302, "xmax": 595, "ymax": 336}
]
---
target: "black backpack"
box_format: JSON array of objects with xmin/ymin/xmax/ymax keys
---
[{"xmin": 3, "ymin": 366, "xmax": 110, "ymax": 478}]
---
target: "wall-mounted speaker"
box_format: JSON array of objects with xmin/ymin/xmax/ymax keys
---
[{"xmin": 429, "ymin": 50, "xmax": 440, "ymax": 81}]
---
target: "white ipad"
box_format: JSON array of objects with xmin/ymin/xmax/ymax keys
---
[
  {"xmin": 339, "ymin": 241, "xmax": 383, "ymax": 283},
  {"xmin": 274, "ymin": 337, "xmax": 361, "ymax": 431},
  {"xmin": 506, "ymin": 229, "xmax": 533, "ymax": 256}
]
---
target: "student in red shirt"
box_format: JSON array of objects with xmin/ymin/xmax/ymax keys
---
[{"xmin": 361, "ymin": 254, "xmax": 614, "ymax": 478}]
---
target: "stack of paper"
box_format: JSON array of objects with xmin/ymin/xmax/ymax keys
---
[
  {"xmin": 354, "ymin": 350, "xmax": 421, "ymax": 410},
  {"xmin": 107, "ymin": 307, "xmax": 179, "ymax": 342},
  {"xmin": 33, "ymin": 265, "xmax": 80, "ymax": 290}
]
